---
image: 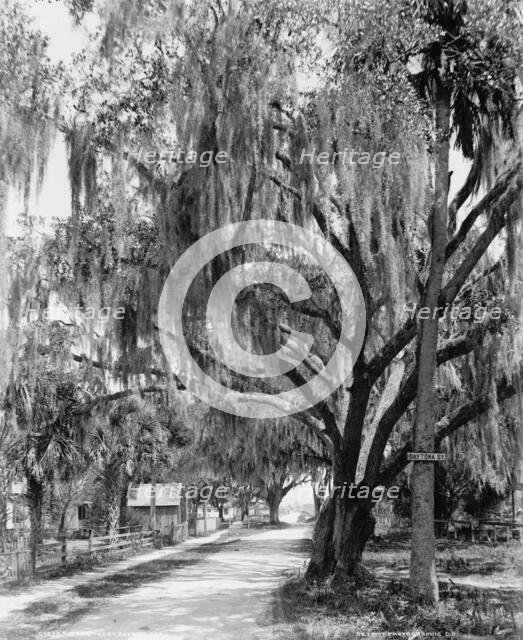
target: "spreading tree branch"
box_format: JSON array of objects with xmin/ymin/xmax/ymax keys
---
[
  {"xmin": 446, "ymin": 163, "xmax": 519, "ymax": 260},
  {"xmin": 377, "ymin": 373, "xmax": 519, "ymax": 487},
  {"xmin": 362, "ymin": 324, "xmax": 498, "ymax": 484},
  {"xmin": 447, "ymin": 152, "xmax": 482, "ymax": 233},
  {"xmin": 368, "ymin": 180, "xmax": 518, "ymax": 384}
]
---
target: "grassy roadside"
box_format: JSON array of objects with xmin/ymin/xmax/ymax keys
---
[
  {"xmin": 0, "ymin": 543, "xmax": 160, "ymax": 595},
  {"xmin": 0, "ymin": 525, "xmax": 236, "ymax": 595},
  {"xmin": 264, "ymin": 533, "xmax": 522, "ymax": 640},
  {"xmin": 267, "ymin": 574, "xmax": 521, "ymax": 639}
]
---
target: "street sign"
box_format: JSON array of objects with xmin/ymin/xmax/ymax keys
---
[{"xmin": 407, "ymin": 452, "xmax": 446, "ymax": 462}]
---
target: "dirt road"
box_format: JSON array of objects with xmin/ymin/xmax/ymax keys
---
[{"xmin": 2, "ymin": 524, "xmax": 310, "ymax": 640}]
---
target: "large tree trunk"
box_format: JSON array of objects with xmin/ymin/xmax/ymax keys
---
[
  {"xmin": 306, "ymin": 364, "xmax": 374, "ymax": 581},
  {"xmin": 306, "ymin": 492, "xmax": 375, "ymax": 583},
  {"xmin": 27, "ymin": 475, "xmax": 45, "ymax": 576},
  {"xmin": 267, "ymin": 484, "xmax": 283, "ymax": 525},
  {"xmin": 307, "ymin": 494, "xmax": 336, "ymax": 578},
  {"xmin": 410, "ymin": 80, "xmax": 451, "ymax": 604},
  {"xmin": 307, "ymin": 440, "xmax": 375, "ymax": 582}
]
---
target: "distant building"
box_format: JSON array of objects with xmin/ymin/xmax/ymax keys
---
[
  {"xmin": 190, "ymin": 503, "xmax": 219, "ymax": 537},
  {"xmin": 5, "ymin": 480, "xmax": 29, "ymax": 531},
  {"xmin": 127, "ymin": 483, "xmax": 182, "ymax": 532}
]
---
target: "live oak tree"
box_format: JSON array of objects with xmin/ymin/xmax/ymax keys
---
[
  {"xmin": 258, "ymin": 0, "xmax": 521, "ymax": 588},
  {"xmin": 50, "ymin": 0, "xmax": 523, "ymax": 585},
  {"xmin": 2, "ymin": 0, "xmax": 521, "ymax": 596},
  {"xmin": 190, "ymin": 411, "xmax": 329, "ymax": 524}
]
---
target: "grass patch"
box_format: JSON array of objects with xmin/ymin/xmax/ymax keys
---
[
  {"xmin": 263, "ymin": 535, "xmax": 522, "ymax": 640},
  {"xmin": 266, "ymin": 574, "xmax": 522, "ymax": 640},
  {"xmin": 364, "ymin": 532, "xmax": 523, "ymax": 578},
  {"xmin": 244, "ymin": 517, "xmax": 294, "ymax": 530}
]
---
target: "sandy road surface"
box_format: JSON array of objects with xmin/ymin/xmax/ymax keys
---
[{"xmin": 39, "ymin": 525, "xmax": 309, "ymax": 640}]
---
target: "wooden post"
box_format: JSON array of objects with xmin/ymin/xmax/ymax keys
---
[
  {"xmin": 61, "ymin": 535, "xmax": 67, "ymax": 566},
  {"xmin": 470, "ymin": 520, "xmax": 475, "ymax": 543},
  {"xmin": 15, "ymin": 550, "xmax": 20, "ymax": 580},
  {"xmin": 181, "ymin": 489, "xmax": 187, "ymax": 524},
  {"xmin": 150, "ymin": 474, "xmax": 157, "ymax": 533},
  {"xmin": 29, "ymin": 532, "xmax": 36, "ymax": 578},
  {"xmin": 88, "ymin": 529, "xmax": 93, "ymax": 558},
  {"xmin": 493, "ymin": 525, "xmax": 497, "ymax": 543}
]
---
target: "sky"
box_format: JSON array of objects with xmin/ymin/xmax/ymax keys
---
[
  {"xmin": 6, "ymin": 0, "xmax": 473, "ymax": 237},
  {"xmin": 6, "ymin": 0, "xmax": 96, "ymax": 236}
]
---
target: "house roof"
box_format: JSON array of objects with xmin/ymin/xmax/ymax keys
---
[{"xmin": 127, "ymin": 483, "xmax": 181, "ymax": 507}]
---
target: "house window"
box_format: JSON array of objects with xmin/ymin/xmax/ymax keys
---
[{"xmin": 78, "ymin": 504, "xmax": 88, "ymax": 521}]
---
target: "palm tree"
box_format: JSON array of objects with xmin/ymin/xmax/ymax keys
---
[
  {"xmin": 7, "ymin": 369, "xmax": 84, "ymax": 573},
  {"xmin": 409, "ymin": 0, "xmax": 519, "ymax": 602},
  {"xmin": 89, "ymin": 397, "xmax": 167, "ymax": 542}
]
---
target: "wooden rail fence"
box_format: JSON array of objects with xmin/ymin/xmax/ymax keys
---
[
  {"xmin": 375, "ymin": 514, "xmax": 410, "ymax": 532},
  {"xmin": 0, "ymin": 527, "xmax": 155, "ymax": 584},
  {"xmin": 374, "ymin": 515, "xmax": 523, "ymax": 543},
  {"xmin": 435, "ymin": 518, "xmax": 523, "ymax": 543}
]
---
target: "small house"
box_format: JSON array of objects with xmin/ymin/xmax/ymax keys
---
[{"xmin": 127, "ymin": 483, "xmax": 182, "ymax": 533}]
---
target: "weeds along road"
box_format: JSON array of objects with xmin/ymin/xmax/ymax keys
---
[{"xmin": 3, "ymin": 523, "xmax": 311, "ymax": 640}]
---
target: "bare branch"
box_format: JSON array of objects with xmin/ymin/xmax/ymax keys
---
[
  {"xmin": 447, "ymin": 153, "xmax": 482, "ymax": 233},
  {"xmin": 70, "ymin": 352, "xmax": 168, "ymax": 379},
  {"xmin": 266, "ymin": 171, "xmax": 301, "ymax": 199},
  {"xmin": 446, "ymin": 163, "xmax": 519, "ymax": 260},
  {"xmin": 76, "ymin": 385, "xmax": 166, "ymax": 415},
  {"xmin": 295, "ymin": 412, "xmax": 333, "ymax": 451},
  {"xmin": 441, "ymin": 198, "xmax": 512, "ymax": 304}
]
